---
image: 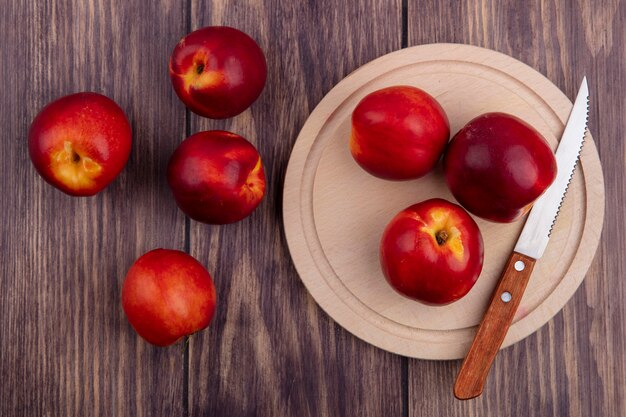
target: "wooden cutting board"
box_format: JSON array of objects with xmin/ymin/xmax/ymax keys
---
[{"xmin": 282, "ymin": 43, "xmax": 605, "ymax": 360}]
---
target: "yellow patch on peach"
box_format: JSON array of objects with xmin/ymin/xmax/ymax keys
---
[
  {"xmin": 444, "ymin": 226, "xmax": 464, "ymax": 257},
  {"xmin": 240, "ymin": 157, "xmax": 265, "ymax": 203},
  {"xmin": 190, "ymin": 70, "xmax": 223, "ymax": 90},
  {"xmin": 420, "ymin": 208, "xmax": 465, "ymax": 260},
  {"xmin": 51, "ymin": 141, "xmax": 102, "ymax": 189},
  {"xmin": 179, "ymin": 52, "xmax": 224, "ymax": 92},
  {"xmin": 349, "ymin": 131, "xmax": 362, "ymax": 157}
]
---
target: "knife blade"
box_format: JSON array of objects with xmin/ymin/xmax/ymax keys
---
[
  {"xmin": 514, "ymin": 77, "xmax": 589, "ymax": 259},
  {"xmin": 453, "ymin": 77, "xmax": 590, "ymax": 400}
]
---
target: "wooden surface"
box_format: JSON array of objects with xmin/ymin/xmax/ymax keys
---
[
  {"xmin": 283, "ymin": 43, "xmax": 605, "ymax": 359},
  {"xmin": 0, "ymin": 0, "xmax": 623, "ymax": 416}
]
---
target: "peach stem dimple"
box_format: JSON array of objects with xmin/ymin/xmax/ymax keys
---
[
  {"xmin": 62, "ymin": 141, "xmax": 80, "ymax": 163},
  {"xmin": 436, "ymin": 230, "xmax": 449, "ymax": 245}
]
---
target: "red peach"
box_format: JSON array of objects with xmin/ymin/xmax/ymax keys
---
[
  {"xmin": 350, "ymin": 85, "xmax": 450, "ymax": 180},
  {"xmin": 169, "ymin": 26, "xmax": 267, "ymax": 119},
  {"xmin": 122, "ymin": 249, "xmax": 217, "ymax": 347},
  {"xmin": 444, "ymin": 112, "xmax": 557, "ymax": 222},
  {"xmin": 380, "ymin": 198, "xmax": 484, "ymax": 305},
  {"xmin": 167, "ymin": 130, "xmax": 265, "ymax": 224},
  {"xmin": 28, "ymin": 92, "xmax": 132, "ymax": 196}
]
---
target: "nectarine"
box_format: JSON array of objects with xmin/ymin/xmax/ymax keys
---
[
  {"xmin": 350, "ymin": 86, "xmax": 450, "ymax": 180},
  {"xmin": 28, "ymin": 92, "xmax": 132, "ymax": 196},
  {"xmin": 380, "ymin": 198, "xmax": 484, "ymax": 305},
  {"xmin": 122, "ymin": 249, "xmax": 217, "ymax": 347},
  {"xmin": 167, "ymin": 130, "xmax": 265, "ymax": 224},
  {"xmin": 444, "ymin": 112, "xmax": 557, "ymax": 222},
  {"xmin": 169, "ymin": 26, "xmax": 267, "ymax": 119}
]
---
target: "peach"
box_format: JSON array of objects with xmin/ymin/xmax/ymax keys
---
[
  {"xmin": 28, "ymin": 92, "xmax": 131, "ymax": 196},
  {"xmin": 169, "ymin": 26, "xmax": 267, "ymax": 119},
  {"xmin": 122, "ymin": 249, "xmax": 216, "ymax": 347},
  {"xmin": 380, "ymin": 198, "xmax": 484, "ymax": 305},
  {"xmin": 444, "ymin": 113, "xmax": 557, "ymax": 222},
  {"xmin": 167, "ymin": 130, "xmax": 265, "ymax": 224},
  {"xmin": 350, "ymin": 86, "xmax": 450, "ymax": 180}
]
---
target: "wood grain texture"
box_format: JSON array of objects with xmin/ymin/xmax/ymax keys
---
[
  {"xmin": 185, "ymin": 1, "xmax": 404, "ymax": 416},
  {"xmin": 408, "ymin": 0, "xmax": 626, "ymax": 416},
  {"xmin": 1, "ymin": 0, "xmax": 622, "ymax": 416},
  {"xmin": 0, "ymin": 0, "xmax": 187, "ymax": 415}
]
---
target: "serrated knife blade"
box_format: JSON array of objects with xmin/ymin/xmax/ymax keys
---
[
  {"xmin": 454, "ymin": 77, "xmax": 591, "ymax": 400},
  {"xmin": 514, "ymin": 77, "xmax": 589, "ymax": 260}
]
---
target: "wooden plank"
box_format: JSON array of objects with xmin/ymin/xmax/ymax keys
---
[
  {"xmin": 407, "ymin": 0, "xmax": 625, "ymax": 415},
  {"xmin": 0, "ymin": 1, "xmax": 187, "ymax": 415},
  {"xmin": 4, "ymin": 1, "xmax": 622, "ymax": 415},
  {"xmin": 186, "ymin": 2, "xmax": 404, "ymax": 416}
]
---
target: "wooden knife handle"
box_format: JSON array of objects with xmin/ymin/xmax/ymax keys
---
[{"xmin": 454, "ymin": 251, "xmax": 536, "ymax": 400}]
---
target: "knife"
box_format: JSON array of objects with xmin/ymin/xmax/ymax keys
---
[{"xmin": 453, "ymin": 77, "xmax": 590, "ymax": 400}]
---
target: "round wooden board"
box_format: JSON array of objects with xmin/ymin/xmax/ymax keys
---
[{"xmin": 283, "ymin": 44, "xmax": 605, "ymax": 360}]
